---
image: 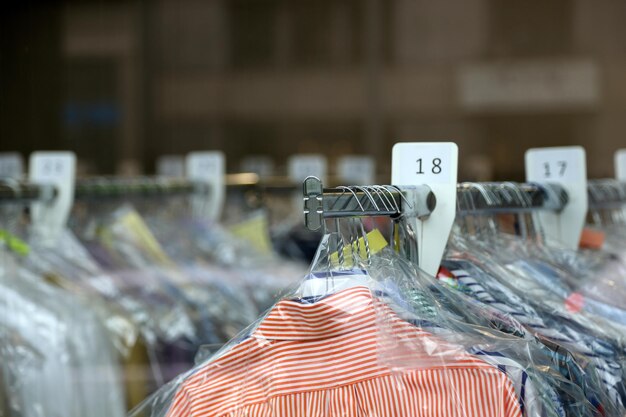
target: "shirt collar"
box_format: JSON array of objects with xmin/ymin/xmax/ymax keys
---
[{"xmin": 253, "ymin": 284, "xmax": 377, "ymax": 341}]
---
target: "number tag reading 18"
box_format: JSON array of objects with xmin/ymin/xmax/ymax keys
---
[
  {"xmin": 616, "ymin": 149, "xmax": 626, "ymax": 181},
  {"xmin": 392, "ymin": 143, "xmax": 454, "ymax": 184},
  {"xmin": 526, "ymin": 147, "xmax": 583, "ymax": 183}
]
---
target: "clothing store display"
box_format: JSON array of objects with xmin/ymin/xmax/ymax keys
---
[{"xmin": 1, "ymin": 172, "xmax": 625, "ymax": 417}]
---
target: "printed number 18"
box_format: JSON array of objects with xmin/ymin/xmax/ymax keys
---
[{"xmin": 416, "ymin": 158, "xmax": 442, "ymax": 175}]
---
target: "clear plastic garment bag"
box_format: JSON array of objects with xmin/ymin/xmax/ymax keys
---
[{"xmin": 130, "ymin": 215, "xmax": 590, "ymax": 417}]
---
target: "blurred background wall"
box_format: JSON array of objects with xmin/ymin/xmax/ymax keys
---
[{"xmin": 1, "ymin": 0, "xmax": 625, "ymax": 180}]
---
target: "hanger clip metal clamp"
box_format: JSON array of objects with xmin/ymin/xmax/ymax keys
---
[{"xmin": 303, "ymin": 176, "xmax": 324, "ymax": 231}]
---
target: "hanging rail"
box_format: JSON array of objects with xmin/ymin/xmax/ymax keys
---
[
  {"xmin": 303, "ymin": 179, "xmax": 575, "ymax": 231},
  {"xmin": 587, "ymin": 179, "xmax": 626, "ymax": 210},
  {"xmin": 456, "ymin": 182, "xmax": 569, "ymax": 214},
  {"xmin": 0, "ymin": 180, "xmax": 57, "ymax": 203},
  {"xmin": 302, "ymin": 176, "xmax": 436, "ymax": 231}
]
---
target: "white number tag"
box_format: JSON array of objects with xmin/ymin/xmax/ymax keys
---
[
  {"xmin": 29, "ymin": 152, "xmax": 76, "ymax": 245},
  {"xmin": 337, "ymin": 156, "xmax": 375, "ymax": 185},
  {"xmin": 186, "ymin": 151, "xmax": 225, "ymax": 221},
  {"xmin": 392, "ymin": 143, "xmax": 454, "ymax": 184},
  {"xmin": 288, "ymin": 154, "xmax": 327, "ymax": 182},
  {"xmin": 525, "ymin": 146, "xmax": 587, "ymax": 250},
  {"xmin": 527, "ymin": 148, "xmax": 582, "ymax": 183},
  {"xmin": 616, "ymin": 149, "xmax": 626, "ymax": 181},
  {"xmin": 392, "ymin": 142, "xmax": 458, "ymax": 277}
]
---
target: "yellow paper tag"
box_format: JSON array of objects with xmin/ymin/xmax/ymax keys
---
[
  {"xmin": 0, "ymin": 229, "xmax": 30, "ymax": 256},
  {"xmin": 118, "ymin": 211, "xmax": 175, "ymax": 267},
  {"xmin": 330, "ymin": 229, "xmax": 388, "ymax": 267},
  {"xmin": 228, "ymin": 214, "xmax": 272, "ymax": 255}
]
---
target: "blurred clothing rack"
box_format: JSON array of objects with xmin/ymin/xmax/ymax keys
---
[
  {"xmin": 0, "ymin": 180, "xmax": 57, "ymax": 203},
  {"xmin": 588, "ymin": 179, "xmax": 626, "ymax": 210},
  {"xmin": 456, "ymin": 182, "xmax": 569, "ymax": 214},
  {"xmin": 0, "ymin": 174, "xmax": 300, "ymax": 203},
  {"xmin": 302, "ymin": 179, "xmax": 580, "ymax": 230}
]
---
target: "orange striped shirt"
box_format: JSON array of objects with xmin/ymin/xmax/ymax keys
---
[{"xmin": 167, "ymin": 286, "xmax": 522, "ymax": 417}]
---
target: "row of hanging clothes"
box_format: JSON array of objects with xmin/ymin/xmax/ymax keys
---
[
  {"xmin": 134, "ymin": 177, "xmax": 626, "ymax": 417},
  {"xmin": 0, "ymin": 175, "xmax": 311, "ymax": 417}
]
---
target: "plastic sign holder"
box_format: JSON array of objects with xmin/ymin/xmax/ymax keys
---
[
  {"xmin": 186, "ymin": 151, "xmax": 225, "ymax": 222},
  {"xmin": 525, "ymin": 146, "xmax": 588, "ymax": 250},
  {"xmin": 337, "ymin": 156, "xmax": 375, "ymax": 185},
  {"xmin": 616, "ymin": 149, "xmax": 626, "ymax": 181},
  {"xmin": 392, "ymin": 142, "xmax": 458, "ymax": 276},
  {"xmin": 29, "ymin": 151, "xmax": 76, "ymax": 246}
]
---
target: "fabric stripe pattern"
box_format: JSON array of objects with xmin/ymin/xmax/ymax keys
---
[{"xmin": 166, "ymin": 286, "xmax": 522, "ymax": 417}]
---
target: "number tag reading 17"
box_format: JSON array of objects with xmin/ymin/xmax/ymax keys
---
[{"xmin": 526, "ymin": 147, "xmax": 583, "ymax": 183}]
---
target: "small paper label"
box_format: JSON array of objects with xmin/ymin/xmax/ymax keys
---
[
  {"xmin": 0, "ymin": 153, "xmax": 23, "ymax": 179},
  {"xmin": 616, "ymin": 149, "xmax": 626, "ymax": 181},
  {"xmin": 329, "ymin": 229, "xmax": 388, "ymax": 268},
  {"xmin": 526, "ymin": 147, "xmax": 583, "ymax": 183},
  {"xmin": 392, "ymin": 143, "xmax": 454, "ymax": 184},
  {"xmin": 337, "ymin": 156, "xmax": 375, "ymax": 185},
  {"xmin": 288, "ymin": 154, "xmax": 327, "ymax": 183}
]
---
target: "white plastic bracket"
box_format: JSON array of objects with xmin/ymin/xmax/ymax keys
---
[
  {"xmin": 392, "ymin": 142, "xmax": 458, "ymax": 276},
  {"xmin": 28, "ymin": 151, "xmax": 76, "ymax": 246},
  {"xmin": 186, "ymin": 151, "xmax": 225, "ymax": 222},
  {"xmin": 616, "ymin": 149, "xmax": 626, "ymax": 181},
  {"xmin": 525, "ymin": 146, "xmax": 588, "ymax": 250}
]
